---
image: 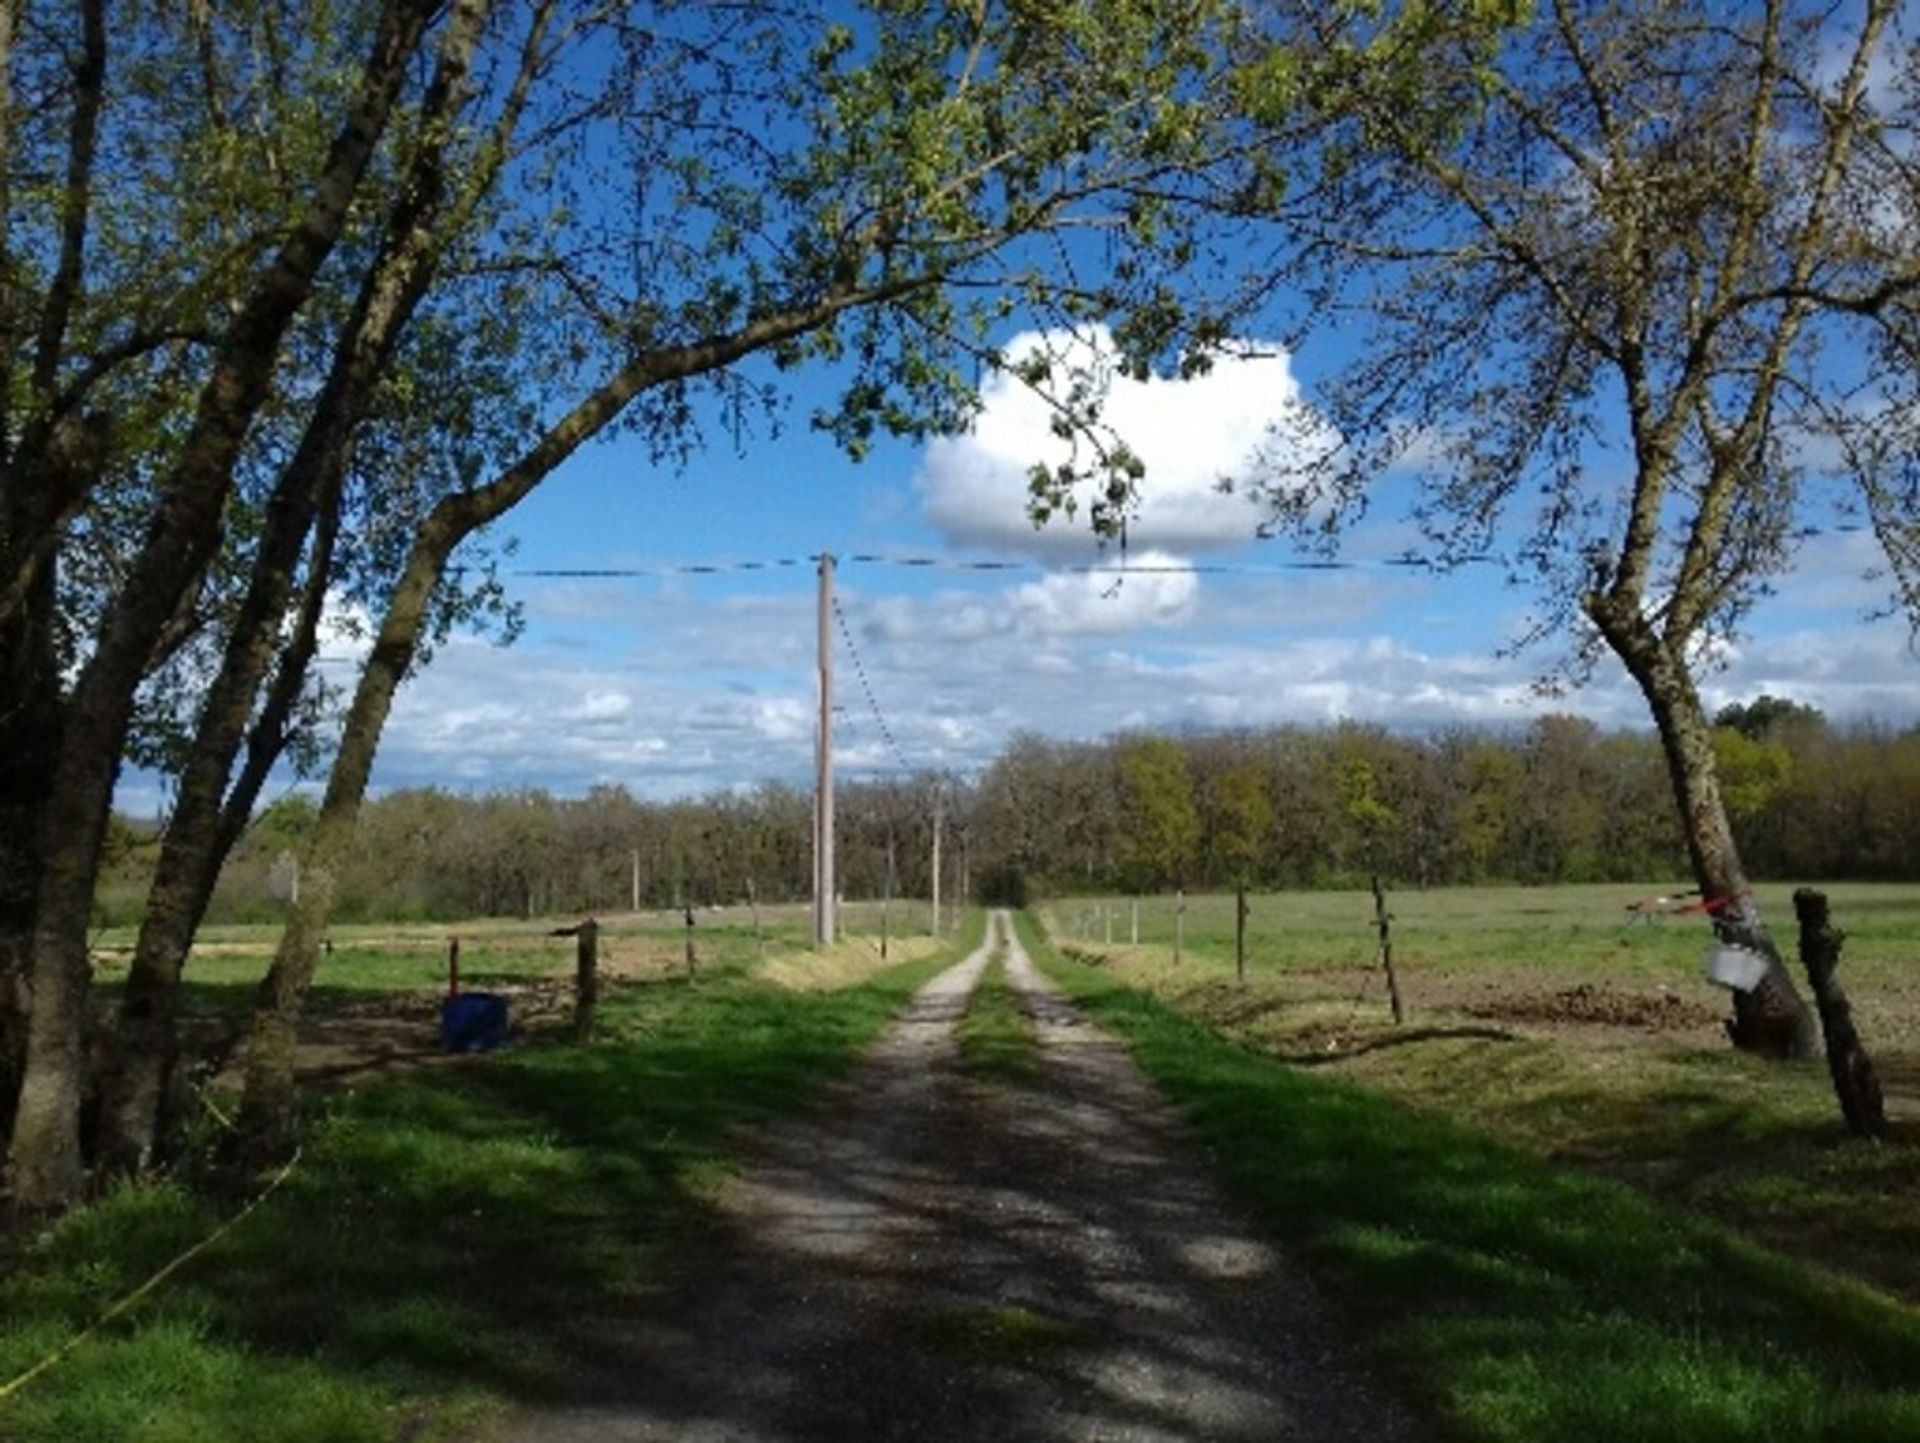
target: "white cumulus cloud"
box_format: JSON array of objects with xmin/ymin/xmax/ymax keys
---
[{"xmin": 917, "ymin": 326, "xmax": 1335, "ymax": 555}]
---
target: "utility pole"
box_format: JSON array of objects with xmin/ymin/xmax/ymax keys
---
[
  {"xmin": 882, "ymin": 830, "xmax": 895, "ymax": 961},
  {"xmin": 814, "ymin": 552, "xmax": 836, "ymax": 947},
  {"xmin": 930, "ymin": 784, "xmax": 944, "ymax": 937}
]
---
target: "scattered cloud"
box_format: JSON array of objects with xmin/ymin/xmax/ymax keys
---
[{"xmin": 319, "ymin": 567, "xmax": 1917, "ymax": 802}]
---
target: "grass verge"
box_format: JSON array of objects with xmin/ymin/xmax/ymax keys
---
[
  {"xmin": 1043, "ymin": 888, "xmax": 1920, "ymax": 1303},
  {"xmin": 1019, "ymin": 912, "xmax": 1920, "ymax": 1443},
  {"xmin": 955, "ymin": 930, "xmax": 1039, "ymax": 1083},
  {"xmin": 0, "ymin": 920, "xmax": 979, "ymax": 1443}
]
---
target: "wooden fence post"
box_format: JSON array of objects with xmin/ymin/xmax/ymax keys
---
[
  {"xmin": 574, "ymin": 919, "xmax": 599, "ymax": 1043},
  {"xmin": 1793, "ymin": 888, "xmax": 1886, "ymax": 1139},
  {"xmin": 1131, "ymin": 898, "xmax": 1139, "ymax": 945},
  {"xmin": 1175, "ymin": 888, "xmax": 1185, "ymax": 964},
  {"xmin": 683, "ymin": 905, "xmax": 697, "ymax": 982},
  {"xmin": 1372, "ymin": 874, "xmax": 1405, "ymax": 1025},
  {"xmin": 1235, "ymin": 882, "xmax": 1248, "ymax": 985}
]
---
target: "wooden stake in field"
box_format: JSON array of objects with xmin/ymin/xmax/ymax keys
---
[
  {"xmin": 573, "ymin": 919, "xmax": 600, "ymax": 1042},
  {"xmin": 1175, "ymin": 888, "xmax": 1185, "ymax": 963},
  {"xmin": 1235, "ymin": 883, "xmax": 1248, "ymax": 985},
  {"xmin": 1371, "ymin": 874, "xmax": 1405, "ymax": 1025},
  {"xmin": 683, "ymin": 905, "xmax": 697, "ymax": 982},
  {"xmin": 1792, "ymin": 888, "xmax": 1886, "ymax": 1139},
  {"xmin": 747, "ymin": 877, "xmax": 764, "ymax": 959},
  {"xmin": 1131, "ymin": 898, "xmax": 1139, "ymax": 945}
]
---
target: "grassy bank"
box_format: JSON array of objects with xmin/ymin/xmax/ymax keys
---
[
  {"xmin": 1019, "ymin": 912, "xmax": 1920, "ymax": 1441},
  {"xmin": 0, "ymin": 916, "xmax": 979, "ymax": 1443},
  {"xmin": 1044, "ymin": 885, "xmax": 1920, "ymax": 1302}
]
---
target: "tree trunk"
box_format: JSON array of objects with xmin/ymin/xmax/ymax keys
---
[
  {"xmin": 0, "ymin": 566, "xmax": 61, "ymax": 1155},
  {"xmin": 1792, "ymin": 888, "xmax": 1887, "ymax": 1139},
  {"xmin": 4, "ymin": 0, "xmax": 439, "ymax": 1212},
  {"xmin": 96, "ymin": 0, "xmax": 497, "ymax": 1177},
  {"xmin": 1608, "ymin": 621, "xmax": 1816, "ymax": 1060},
  {"xmin": 236, "ymin": 520, "xmax": 457, "ymax": 1162}
]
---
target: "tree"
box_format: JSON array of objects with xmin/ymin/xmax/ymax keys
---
[
  {"xmin": 1207, "ymin": 762, "xmax": 1273, "ymax": 886},
  {"xmin": 8, "ymin": 0, "xmax": 1342, "ymax": 1205},
  {"xmin": 1116, "ymin": 736, "xmax": 1200, "ymax": 891},
  {"xmin": 1229, "ymin": 0, "xmax": 1920, "ymax": 1058},
  {"xmin": 1714, "ymin": 695, "xmax": 1826, "ymax": 746}
]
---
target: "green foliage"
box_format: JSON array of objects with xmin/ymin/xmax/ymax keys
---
[
  {"xmin": 1714, "ymin": 696, "xmax": 1827, "ymax": 744},
  {"xmin": 1027, "ymin": 927, "xmax": 1920, "ymax": 1442},
  {"xmin": 1117, "ymin": 736, "xmax": 1201, "ymax": 889},
  {"xmin": 1712, "ymin": 729, "xmax": 1793, "ymax": 825},
  {"xmin": 1207, "ymin": 763, "xmax": 1273, "ymax": 880}
]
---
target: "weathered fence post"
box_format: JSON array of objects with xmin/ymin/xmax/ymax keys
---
[
  {"xmin": 1175, "ymin": 888, "xmax": 1185, "ymax": 964},
  {"xmin": 1372, "ymin": 874, "xmax": 1405, "ymax": 1025},
  {"xmin": 1793, "ymin": 888, "xmax": 1886, "ymax": 1139},
  {"xmin": 447, "ymin": 936, "xmax": 461, "ymax": 998},
  {"xmin": 747, "ymin": 877, "xmax": 764, "ymax": 960},
  {"xmin": 574, "ymin": 918, "xmax": 599, "ymax": 1043},
  {"xmin": 683, "ymin": 905, "xmax": 697, "ymax": 982},
  {"xmin": 1105, "ymin": 906, "xmax": 1113, "ymax": 945},
  {"xmin": 1130, "ymin": 898, "xmax": 1139, "ymax": 945},
  {"xmin": 1235, "ymin": 882, "xmax": 1248, "ymax": 985}
]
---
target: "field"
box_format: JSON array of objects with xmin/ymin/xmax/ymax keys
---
[
  {"xmin": 1041, "ymin": 882, "xmax": 1920, "ymax": 1302},
  {"xmin": 83, "ymin": 901, "xmax": 949, "ymax": 1085}
]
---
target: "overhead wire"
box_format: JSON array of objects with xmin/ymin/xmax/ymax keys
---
[
  {"xmin": 512, "ymin": 521, "xmax": 1877, "ymax": 583},
  {"xmin": 831, "ymin": 591, "xmax": 913, "ymax": 774}
]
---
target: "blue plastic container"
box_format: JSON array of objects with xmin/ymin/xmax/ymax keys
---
[{"xmin": 440, "ymin": 992, "xmax": 510, "ymax": 1053}]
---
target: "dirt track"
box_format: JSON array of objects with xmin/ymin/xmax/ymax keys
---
[{"xmin": 507, "ymin": 912, "xmax": 1416, "ymax": 1442}]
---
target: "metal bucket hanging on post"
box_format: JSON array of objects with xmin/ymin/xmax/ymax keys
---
[{"xmin": 1705, "ymin": 941, "xmax": 1767, "ymax": 993}]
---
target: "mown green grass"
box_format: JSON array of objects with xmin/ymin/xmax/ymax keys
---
[
  {"xmin": 0, "ymin": 917, "xmax": 981, "ymax": 1443},
  {"xmin": 955, "ymin": 932, "xmax": 1039, "ymax": 1084},
  {"xmin": 1021, "ymin": 914, "xmax": 1920, "ymax": 1443}
]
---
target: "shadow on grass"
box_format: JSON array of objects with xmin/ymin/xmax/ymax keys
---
[
  {"xmin": 1034, "ymin": 941, "xmax": 1920, "ymax": 1443},
  {"xmin": 0, "ymin": 946, "xmax": 962, "ymax": 1443},
  {"xmin": 1281, "ymin": 1025, "xmax": 1523, "ymax": 1067}
]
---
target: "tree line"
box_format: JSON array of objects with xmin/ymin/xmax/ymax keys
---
[{"xmin": 157, "ymin": 700, "xmax": 1916, "ymax": 926}]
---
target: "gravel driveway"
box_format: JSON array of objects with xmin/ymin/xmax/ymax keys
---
[{"xmin": 506, "ymin": 911, "xmax": 1418, "ymax": 1442}]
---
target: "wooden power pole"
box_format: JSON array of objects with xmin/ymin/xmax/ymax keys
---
[
  {"xmin": 814, "ymin": 552, "xmax": 836, "ymax": 947},
  {"xmin": 930, "ymin": 785, "xmax": 943, "ymax": 937}
]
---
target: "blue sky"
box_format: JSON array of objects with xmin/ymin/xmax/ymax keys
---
[{"xmin": 308, "ymin": 326, "xmax": 1919, "ymax": 805}]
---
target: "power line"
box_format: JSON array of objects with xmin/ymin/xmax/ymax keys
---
[
  {"xmin": 831, "ymin": 592, "xmax": 912, "ymax": 775},
  {"xmin": 513, "ymin": 523, "xmax": 1877, "ymax": 583}
]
